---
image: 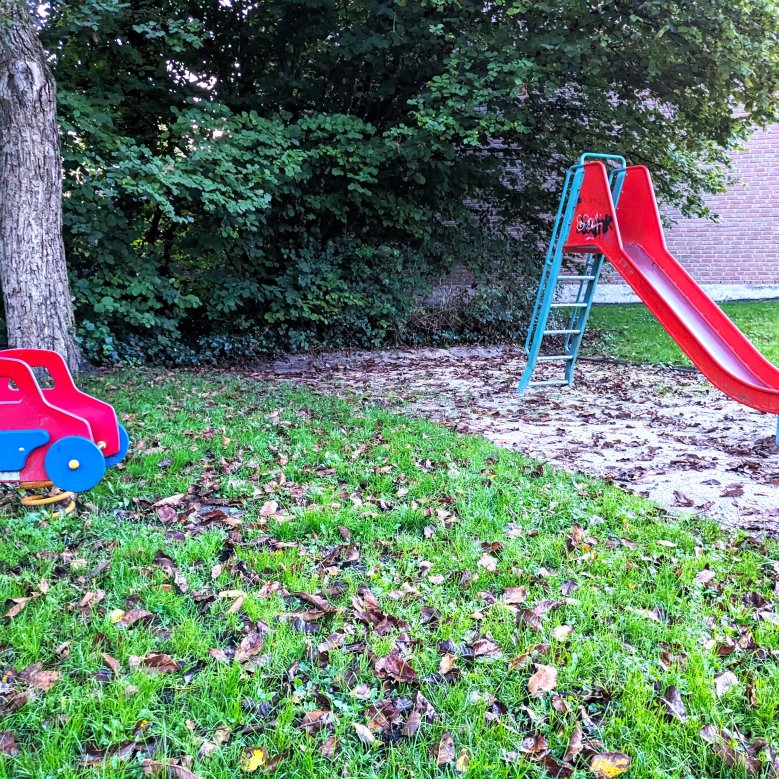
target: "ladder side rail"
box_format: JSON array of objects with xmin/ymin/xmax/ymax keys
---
[
  {"xmin": 525, "ymin": 263, "xmax": 554, "ymax": 354},
  {"xmin": 519, "ymin": 256, "xmax": 566, "ymax": 390},
  {"xmin": 563, "ymin": 249, "xmax": 601, "ymax": 349},
  {"xmin": 524, "ymin": 166, "xmax": 578, "ymax": 354},
  {"xmin": 609, "ymin": 165, "xmax": 627, "ymax": 204},
  {"xmin": 519, "ymin": 167, "xmax": 585, "ymax": 392},
  {"xmin": 565, "ymin": 255, "xmax": 606, "ymax": 384}
]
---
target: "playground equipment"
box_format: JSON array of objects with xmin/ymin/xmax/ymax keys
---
[
  {"xmin": 0, "ymin": 348, "xmax": 129, "ymax": 511},
  {"xmin": 520, "ymin": 153, "xmax": 779, "ymax": 442}
]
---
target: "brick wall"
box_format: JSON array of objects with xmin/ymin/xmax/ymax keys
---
[
  {"xmin": 443, "ymin": 133, "xmax": 779, "ymax": 294},
  {"xmin": 609, "ymin": 126, "xmax": 779, "ymax": 285}
]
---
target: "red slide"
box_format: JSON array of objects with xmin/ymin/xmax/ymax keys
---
[{"xmin": 563, "ymin": 161, "xmax": 779, "ymax": 415}]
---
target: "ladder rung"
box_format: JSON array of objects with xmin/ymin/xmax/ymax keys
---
[
  {"xmin": 543, "ymin": 329, "xmax": 581, "ymax": 336},
  {"xmin": 528, "ymin": 379, "xmax": 569, "ymax": 387},
  {"xmin": 550, "ymin": 302, "xmax": 588, "ymax": 308},
  {"xmin": 537, "ymin": 355, "xmax": 574, "ymax": 362},
  {"xmin": 559, "ymin": 275, "xmax": 595, "ymax": 281}
]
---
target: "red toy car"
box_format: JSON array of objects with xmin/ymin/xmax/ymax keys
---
[{"xmin": 0, "ymin": 349, "xmax": 128, "ymax": 493}]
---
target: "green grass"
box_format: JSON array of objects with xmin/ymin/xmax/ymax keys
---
[
  {"xmin": 586, "ymin": 300, "xmax": 779, "ymax": 367},
  {"xmin": 1, "ymin": 373, "xmax": 778, "ymax": 778}
]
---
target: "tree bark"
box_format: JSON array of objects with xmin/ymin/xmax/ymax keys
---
[{"xmin": 0, "ymin": 0, "xmax": 80, "ymax": 371}]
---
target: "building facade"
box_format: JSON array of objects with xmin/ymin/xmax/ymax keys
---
[{"xmin": 647, "ymin": 126, "xmax": 779, "ymax": 285}]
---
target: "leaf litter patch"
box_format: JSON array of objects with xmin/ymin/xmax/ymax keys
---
[{"xmin": 249, "ymin": 345, "xmax": 779, "ymax": 532}]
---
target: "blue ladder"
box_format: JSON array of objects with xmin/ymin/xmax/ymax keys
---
[{"xmin": 518, "ymin": 153, "xmax": 627, "ymax": 393}]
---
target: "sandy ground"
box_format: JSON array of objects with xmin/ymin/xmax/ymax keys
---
[{"xmin": 248, "ymin": 346, "xmax": 779, "ymax": 533}]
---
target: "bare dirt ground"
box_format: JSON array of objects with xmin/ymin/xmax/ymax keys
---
[{"xmin": 248, "ymin": 345, "xmax": 779, "ymax": 532}]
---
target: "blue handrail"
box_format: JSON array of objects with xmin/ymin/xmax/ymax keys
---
[
  {"xmin": 523, "ymin": 163, "xmax": 586, "ymax": 355},
  {"xmin": 519, "ymin": 152, "xmax": 627, "ymax": 393},
  {"xmin": 579, "ymin": 152, "xmax": 627, "ymax": 167}
]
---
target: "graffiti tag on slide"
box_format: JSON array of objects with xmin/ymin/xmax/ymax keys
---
[{"xmin": 576, "ymin": 212, "xmax": 613, "ymax": 237}]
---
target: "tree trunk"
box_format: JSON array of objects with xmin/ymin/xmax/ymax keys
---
[{"xmin": 0, "ymin": 0, "xmax": 80, "ymax": 372}]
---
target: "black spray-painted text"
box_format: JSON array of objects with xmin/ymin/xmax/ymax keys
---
[{"xmin": 575, "ymin": 212, "xmax": 613, "ymax": 237}]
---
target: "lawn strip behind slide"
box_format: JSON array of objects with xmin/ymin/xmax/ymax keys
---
[{"xmin": 586, "ymin": 300, "xmax": 779, "ymax": 367}]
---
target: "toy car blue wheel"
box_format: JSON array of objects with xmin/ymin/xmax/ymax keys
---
[
  {"xmin": 45, "ymin": 436, "xmax": 106, "ymax": 493},
  {"xmin": 104, "ymin": 424, "xmax": 130, "ymax": 467}
]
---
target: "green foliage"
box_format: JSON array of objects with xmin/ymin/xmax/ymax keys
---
[{"xmin": 38, "ymin": 0, "xmax": 779, "ymax": 362}]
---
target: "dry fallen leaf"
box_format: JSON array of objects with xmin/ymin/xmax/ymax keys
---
[
  {"xmin": 436, "ymin": 732, "xmax": 455, "ymax": 765},
  {"xmin": 660, "ymin": 685, "xmax": 687, "ymax": 722},
  {"xmin": 520, "ymin": 733, "xmax": 548, "ymax": 756},
  {"xmin": 552, "ymin": 625, "xmax": 574, "ymax": 641},
  {"xmin": 352, "ymin": 723, "xmax": 376, "ymax": 745},
  {"xmin": 218, "ymin": 589, "xmax": 245, "ymax": 599},
  {"xmin": 234, "ymin": 632, "xmax": 264, "ymax": 664},
  {"xmin": 129, "ymin": 653, "xmax": 180, "ymax": 674},
  {"xmin": 153, "ymin": 493, "xmax": 185, "ymax": 508},
  {"xmin": 240, "ymin": 747, "xmax": 269, "ymax": 772},
  {"xmin": 517, "ymin": 599, "xmax": 563, "ymax": 630},
  {"xmin": 227, "ymin": 594, "xmax": 245, "ymax": 614},
  {"xmin": 403, "ymin": 708, "xmax": 422, "ymax": 737},
  {"xmin": 320, "ymin": 735, "xmax": 338, "ymax": 758},
  {"xmin": 374, "ymin": 652, "xmax": 417, "ymax": 683},
  {"xmin": 109, "ymin": 608, "xmax": 126, "ymax": 624},
  {"xmin": 197, "ymin": 740, "xmax": 219, "ymax": 759},
  {"xmin": 292, "ymin": 591, "xmax": 337, "ymax": 614},
  {"xmin": 563, "ymin": 727, "xmax": 583, "ymax": 762},
  {"xmin": 439, "ymin": 653, "xmax": 457, "ymax": 675},
  {"xmin": 26, "ymin": 669, "xmax": 60, "ymax": 691},
  {"xmin": 213, "ymin": 725, "xmax": 231, "ymax": 744},
  {"xmin": 471, "ymin": 636, "xmax": 502, "ymax": 659},
  {"xmin": 0, "ymin": 690, "xmax": 29, "ymax": 715},
  {"xmin": 589, "ymin": 752, "xmax": 631, "ymax": 778},
  {"xmin": 260, "ymin": 500, "xmax": 278, "ymax": 517},
  {"xmin": 3, "ymin": 598, "xmax": 32, "ymax": 619},
  {"xmin": 503, "ymin": 586, "xmax": 528, "ymax": 605},
  {"xmin": 351, "ymin": 683, "xmax": 372, "ymax": 700},
  {"xmin": 714, "ymin": 670, "xmax": 738, "ymax": 698},
  {"xmin": 694, "ymin": 569, "xmax": 716, "ymax": 585},
  {"xmin": 300, "ymin": 710, "xmax": 335, "ymax": 735},
  {"xmin": 699, "ymin": 725, "xmax": 762, "ymax": 775},
  {"xmin": 0, "ymin": 732, "xmax": 19, "ymax": 756},
  {"xmin": 455, "ymin": 747, "xmax": 471, "ymax": 773},
  {"xmin": 101, "ymin": 653, "xmax": 121, "ymax": 675},
  {"xmin": 142, "ymin": 759, "xmax": 205, "ymax": 779},
  {"xmin": 539, "ymin": 754, "xmax": 575, "ymax": 777},
  {"xmin": 528, "ymin": 664, "xmax": 558, "ymax": 696},
  {"xmin": 477, "ymin": 553, "xmax": 498, "ymax": 572},
  {"xmin": 118, "ymin": 608, "xmax": 154, "ymax": 628}
]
